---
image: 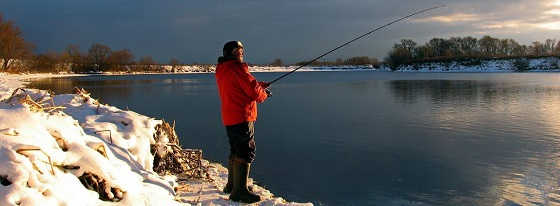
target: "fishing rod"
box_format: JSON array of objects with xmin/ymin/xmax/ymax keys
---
[{"xmin": 267, "ymin": 5, "xmax": 445, "ymax": 85}]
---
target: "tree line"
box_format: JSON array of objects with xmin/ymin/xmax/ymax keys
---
[
  {"xmin": 385, "ymin": 36, "xmax": 560, "ymax": 68},
  {"xmin": 0, "ymin": 14, "xmax": 211, "ymax": 73}
]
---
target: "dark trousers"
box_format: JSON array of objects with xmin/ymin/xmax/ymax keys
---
[{"xmin": 226, "ymin": 121, "xmax": 256, "ymax": 163}]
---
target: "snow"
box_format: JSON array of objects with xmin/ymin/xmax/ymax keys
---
[
  {"xmin": 0, "ymin": 73, "xmax": 313, "ymax": 205},
  {"xmin": 391, "ymin": 57, "xmax": 560, "ymax": 72}
]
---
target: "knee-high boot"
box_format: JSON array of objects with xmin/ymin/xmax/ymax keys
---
[{"xmin": 229, "ymin": 159, "xmax": 261, "ymax": 203}]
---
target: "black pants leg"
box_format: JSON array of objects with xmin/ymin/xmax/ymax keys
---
[{"xmin": 226, "ymin": 121, "xmax": 256, "ymax": 163}]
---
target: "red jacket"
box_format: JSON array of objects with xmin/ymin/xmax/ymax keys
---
[{"xmin": 216, "ymin": 60, "xmax": 268, "ymax": 126}]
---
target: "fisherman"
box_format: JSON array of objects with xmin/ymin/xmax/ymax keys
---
[{"xmin": 215, "ymin": 41, "xmax": 271, "ymax": 203}]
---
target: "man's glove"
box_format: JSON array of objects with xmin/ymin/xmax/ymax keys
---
[
  {"xmin": 265, "ymin": 88, "xmax": 272, "ymax": 97},
  {"xmin": 259, "ymin": 81, "xmax": 270, "ymax": 88}
]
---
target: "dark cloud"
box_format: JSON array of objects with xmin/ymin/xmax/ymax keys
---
[{"xmin": 2, "ymin": 0, "xmax": 560, "ymax": 64}]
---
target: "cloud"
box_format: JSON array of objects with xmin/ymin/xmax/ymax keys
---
[
  {"xmin": 536, "ymin": 21, "xmax": 560, "ymax": 30},
  {"xmin": 411, "ymin": 0, "xmax": 560, "ymax": 33},
  {"xmin": 413, "ymin": 13, "xmax": 481, "ymax": 23}
]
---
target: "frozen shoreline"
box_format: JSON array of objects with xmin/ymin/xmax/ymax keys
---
[{"xmin": 0, "ymin": 73, "xmax": 312, "ymax": 206}]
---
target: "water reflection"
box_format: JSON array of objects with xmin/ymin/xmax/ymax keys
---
[{"xmin": 388, "ymin": 78, "xmax": 560, "ymax": 205}]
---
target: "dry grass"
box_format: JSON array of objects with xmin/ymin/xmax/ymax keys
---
[
  {"xmin": 15, "ymin": 145, "xmax": 55, "ymax": 175},
  {"xmin": 4, "ymin": 88, "xmax": 65, "ymax": 113}
]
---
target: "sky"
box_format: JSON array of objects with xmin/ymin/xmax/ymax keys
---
[{"xmin": 3, "ymin": 0, "xmax": 560, "ymax": 64}]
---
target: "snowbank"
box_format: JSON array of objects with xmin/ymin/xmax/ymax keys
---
[
  {"xmin": 0, "ymin": 73, "xmax": 313, "ymax": 206},
  {"xmin": 390, "ymin": 57, "xmax": 560, "ymax": 72}
]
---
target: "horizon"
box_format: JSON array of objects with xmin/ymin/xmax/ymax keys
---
[{"xmin": 3, "ymin": 0, "xmax": 560, "ymax": 64}]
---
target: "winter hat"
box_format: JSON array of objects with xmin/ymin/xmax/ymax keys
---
[{"xmin": 223, "ymin": 41, "xmax": 244, "ymax": 57}]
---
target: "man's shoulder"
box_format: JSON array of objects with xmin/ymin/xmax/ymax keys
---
[{"xmin": 222, "ymin": 60, "xmax": 248, "ymax": 69}]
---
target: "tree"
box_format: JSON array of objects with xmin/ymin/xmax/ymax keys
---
[
  {"xmin": 139, "ymin": 56, "xmax": 156, "ymax": 65},
  {"xmin": 169, "ymin": 58, "xmax": 181, "ymax": 72},
  {"xmin": 64, "ymin": 44, "xmax": 82, "ymax": 64},
  {"xmin": 414, "ymin": 45, "xmax": 434, "ymax": 60},
  {"xmin": 271, "ymin": 58, "xmax": 283, "ymax": 66},
  {"xmin": 107, "ymin": 49, "xmax": 134, "ymax": 71},
  {"xmin": 398, "ymin": 39, "xmax": 417, "ymax": 55},
  {"xmin": 63, "ymin": 44, "xmax": 90, "ymax": 73},
  {"xmin": 512, "ymin": 44, "xmax": 528, "ymax": 57},
  {"xmin": 33, "ymin": 51, "xmax": 63, "ymax": 73},
  {"xmin": 391, "ymin": 40, "xmax": 415, "ymax": 61},
  {"xmin": 344, "ymin": 56, "xmax": 374, "ymax": 65},
  {"xmin": 169, "ymin": 58, "xmax": 180, "ymax": 66},
  {"xmin": 427, "ymin": 38, "xmax": 452, "ymax": 57},
  {"xmin": 87, "ymin": 43, "xmax": 111, "ymax": 71},
  {"xmin": 460, "ymin": 36, "xmax": 479, "ymax": 57},
  {"xmin": 544, "ymin": 39, "xmax": 557, "ymax": 55},
  {"xmin": 530, "ymin": 41, "xmax": 545, "ymax": 56},
  {"xmin": 447, "ymin": 37, "xmax": 463, "ymax": 57},
  {"xmin": 335, "ymin": 58, "xmax": 343, "ymax": 65},
  {"xmin": 554, "ymin": 41, "xmax": 560, "ymax": 56},
  {"xmin": 478, "ymin": 35, "xmax": 499, "ymax": 56},
  {"xmin": 138, "ymin": 56, "xmax": 157, "ymax": 71},
  {"xmin": 385, "ymin": 48, "xmax": 413, "ymax": 69},
  {"xmin": 0, "ymin": 14, "xmax": 34, "ymax": 71}
]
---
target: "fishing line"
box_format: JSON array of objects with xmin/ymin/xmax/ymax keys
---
[{"xmin": 268, "ymin": 5, "xmax": 445, "ymax": 85}]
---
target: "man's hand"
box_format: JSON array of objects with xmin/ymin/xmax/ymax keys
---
[{"xmin": 259, "ymin": 81, "xmax": 270, "ymax": 88}]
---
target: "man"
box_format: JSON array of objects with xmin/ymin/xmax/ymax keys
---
[{"xmin": 215, "ymin": 41, "xmax": 270, "ymax": 203}]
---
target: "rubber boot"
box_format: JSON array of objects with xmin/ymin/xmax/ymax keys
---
[
  {"xmin": 222, "ymin": 157, "xmax": 233, "ymax": 193},
  {"xmin": 229, "ymin": 160, "xmax": 261, "ymax": 203}
]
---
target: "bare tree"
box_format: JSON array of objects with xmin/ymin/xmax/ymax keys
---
[
  {"xmin": 0, "ymin": 14, "xmax": 34, "ymax": 71},
  {"xmin": 531, "ymin": 41, "xmax": 545, "ymax": 56},
  {"xmin": 33, "ymin": 50, "xmax": 63, "ymax": 73},
  {"xmin": 478, "ymin": 35, "xmax": 499, "ymax": 56},
  {"xmin": 555, "ymin": 41, "xmax": 560, "ymax": 56},
  {"xmin": 64, "ymin": 44, "xmax": 82, "ymax": 64},
  {"xmin": 139, "ymin": 56, "xmax": 156, "ymax": 65},
  {"xmin": 87, "ymin": 43, "xmax": 111, "ymax": 71},
  {"xmin": 138, "ymin": 56, "xmax": 157, "ymax": 71},
  {"xmin": 544, "ymin": 39, "xmax": 557, "ymax": 55},
  {"xmin": 511, "ymin": 42, "xmax": 527, "ymax": 57},
  {"xmin": 460, "ymin": 36, "xmax": 479, "ymax": 57},
  {"xmin": 107, "ymin": 49, "xmax": 134, "ymax": 71},
  {"xmin": 169, "ymin": 58, "xmax": 180, "ymax": 65},
  {"xmin": 168, "ymin": 58, "xmax": 181, "ymax": 72},
  {"xmin": 344, "ymin": 56, "xmax": 374, "ymax": 65},
  {"xmin": 414, "ymin": 45, "xmax": 434, "ymax": 60},
  {"xmin": 64, "ymin": 44, "xmax": 90, "ymax": 73}
]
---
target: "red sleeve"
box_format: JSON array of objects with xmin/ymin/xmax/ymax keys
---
[{"xmin": 235, "ymin": 63, "xmax": 269, "ymax": 103}]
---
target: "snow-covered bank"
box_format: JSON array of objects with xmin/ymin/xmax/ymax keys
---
[
  {"xmin": 390, "ymin": 57, "xmax": 560, "ymax": 72},
  {"xmin": 0, "ymin": 73, "xmax": 312, "ymax": 206}
]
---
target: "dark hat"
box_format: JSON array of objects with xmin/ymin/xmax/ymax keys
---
[{"xmin": 223, "ymin": 41, "xmax": 244, "ymax": 57}]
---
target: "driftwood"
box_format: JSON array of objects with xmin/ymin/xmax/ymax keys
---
[
  {"xmin": 78, "ymin": 172, "xmax": 124, "ymax": 202},
  {"xmin": 152, "ymin": 120, "xmax": 212, "ymax": 181}
]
